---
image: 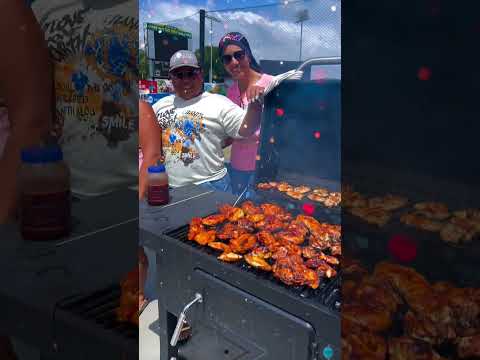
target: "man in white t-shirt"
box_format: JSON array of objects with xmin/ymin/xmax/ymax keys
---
[{"xmin": 152, "ymin": 50, "xmax": 264, "ymax": 192}]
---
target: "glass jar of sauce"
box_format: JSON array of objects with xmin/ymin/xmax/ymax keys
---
[
  {"xmin": 147, "ymin": 165, "xmax": 169, "ymax": 206},
  {"xmin": 19, "ymin": 145, "xmax": 71, "ymax": 240}
]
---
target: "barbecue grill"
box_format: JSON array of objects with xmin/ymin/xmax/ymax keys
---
[
  {"xmin": 53, "ymin": 284, "xmax": 138, "ymax": 359},
  {"xmin": 141, "ymin": 58, "xmax": 342, "ymax": 360},
  {"xmin": 341, "ymin": 166, "xmax": 480, "ymax": 359}
]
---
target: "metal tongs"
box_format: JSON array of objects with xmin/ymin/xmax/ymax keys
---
[
  {"xmin": 246, "ymin": 69, "xmax": 304, "ymax": 105},
  {"xmin": 247, "ymin": 56, "xmax": 341, "ymax": 105}
]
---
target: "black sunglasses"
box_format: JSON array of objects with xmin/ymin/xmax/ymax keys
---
[
  {"xmin": 222, "ymin": 50, "xmax": 246, "ymax": 65},
  {"xmin": 170, "ymin": 68, "xmax": 200, "ymax": 80}
]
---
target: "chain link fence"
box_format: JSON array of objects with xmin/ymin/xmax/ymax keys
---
[{"xmin": 142, "ymin": 0, "xmax": 340, "ymax": 61}]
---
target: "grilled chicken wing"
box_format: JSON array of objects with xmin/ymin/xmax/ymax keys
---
[
  {"xmin": 330, "ymin": 243, "xmax": 341, "ymax": 256},
  {"xmin": 286, "ymin": 190, "xmax": 304, "ymax": 200},
  {"xmin": 261, "ymin": 203, "xmax": 285, "ymax": 216},
  {"xmin": 276, "ymin": 182, "xmax": 293, "ymax": 192},
  {"xmin": 250, "ymin": 246, "xmax": 272, "ymax": 259},
  {"xmin": 229, "ymin": 207, "xmax": 245, "ymax": 222},
  {"xmin": 229, "ymin": 234, "xmax": 257, "ymax": 254},
  {"xmin": 244, "ymin": 253, "xmax": 272, "ymax": 271},
  {"xmin": 236, "ymin": 218, "xmax": 255, "ymax": 232},
  {"xmin": 272, "ymin": 244, "xmax": 303, "ymax": 259},
  {"xmin": 240, "ymin": 201, "xmax": 262, "ymax": 215},
  {"xmin": 117, "ymin": 269, "xmax": 140, "ymax": 326},
  {"xmin": 201, "ymin": 214, "xmax": 226, "ymax": 226},
  {"xmin": 257, "ymin": 182, "xmax": 274, "ymax": 190},
  {"xmin": 218, "ymin": 252, "xmax": 243, "ymax": 262},
  {"xmin": 305, "ymin": 258, "xmax": 337, "ymax": 278},
  {"xmin": 246, "ymin": 213, "xmax": 265, "ymax": 223},
  {"xmin": 219, "ymin": 203, "xmax": 234, "ymax": 215},
  {"xmin": 342, "ymin": 320, "xmax": 387, "ymax": 360},
  {"xmin": 457, "ymin": 335, "xmax": 480, "ymax": 358},
  {"xmin": 217, "ymin": 222, "xmax": 245, "ymax": 240},
  {"xmin": 388, "ymin": 337, "xmax": 446, "ymax": 360},
  {"xmin": 272, "ymin": 254, "xmax": 320, "ymax": 289},
  {"xmin": 208, "ymin": 242, "xmax": 231, "ymax": 252},
  {"xmin": 414, "ymin": 202, "xmax": 450, "ymax": 220},
  {"xmin": 256, "ymin": 215, "xmax": 287, "ymax": 232},
  {"xmin": 276, "ymin": 230, "xmax": 305, "ymax": 245},
  {"xmin": 257, "ymin": 231, "xmax": 282, "ymax": 252},
  {"xmin": 194, "ymin": 230, "xmax": 216, "ymax": 246},
  {"xmin": 188, "ymin": 217, "xmax": 204, "ymax": 241},
  {"xmin": 294, "ymin": 185, "xmax": 311, "ymax": 194},
  {"xmin": 305, "ymin": 251, "xmax": 339, "ymax": 266}
]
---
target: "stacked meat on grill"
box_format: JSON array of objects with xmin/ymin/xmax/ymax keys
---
[
  {"xmin": 343, "ymin": 184, "xmax": 480, "ymax": 245},
  {"xmin": 116, "ymin": 269, "xmax": 139, "ymax": 326},
  {"xmin": 187, "ymin": 201, "xmax": 341, "ymax": 289},
  {"xmin": 257, "ymin": 181, "xmax": 341, "ymax": 207},
  {"xmin": 342, "ymin": 258, "xmax": 480, "ymax": 359}
]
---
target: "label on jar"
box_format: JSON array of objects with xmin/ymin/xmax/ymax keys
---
[
  {"xmin": 20, "ymin": 190, "xmax": 71, "ymax": 241},
  {"xmin": 148, "ymin": 184, "xmax": 169, "ymax": 206}
]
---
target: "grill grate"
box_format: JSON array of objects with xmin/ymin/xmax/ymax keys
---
[
  {"xmin": 57, "ymin": 285, "xmax": 138, "ymax": 340},
  {"xmin": 166, "ymin": 225, "xmax": 341, "ymax": 311}
]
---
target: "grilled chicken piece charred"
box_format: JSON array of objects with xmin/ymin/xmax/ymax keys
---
[
  {"xmin": 217, "ymin": 223, "xmax": 247, "ymax": 240},
  {"xmin": 229, "ymin": 234, "xmax": 257, "ymax": 254},
  {"xmin": 457, "ymin": 334, "xmax": 480, "ymax": 358},
  {"xmin": 218, "ymin": 204, "xmax": 245, "ymax": 222},
  {"xmin": 201, "ymin": 214, "xmax": 226, "ymax": 226},
  {"xmin": 257, "ymin": 231, "xmax": 282, "ymax": 252},
  {"xmin": 188, "ymin": 217, "xmax": 204, "ymax": 241},
  {"xmin": 117, "ymin": 269, "xmax": 140, "ymax": 326},
  {"xmin": 218, "ymin": 252, "xmax": 243, "ymax": 262},
  {"xmin": 208, "ymin": 242, "xmax": 231, "ymax": 252},
  {"xmin": 240, "ymin": 201, "xmax": 262, "ymax": 215},
  {"xmin": 244, "ymin": 253, "xmax": 272, "ymax": 271},
  {"xmin": 194, "ymin": 230, "xmax": 216, "ymax": 246},
  {"xmin": 272, "ymin": 254, "xmax": 320, "ymax": 289},
  {"xmin": 250, "ymin": 246, "xmax": 272, "ymax": 259},
  {"xmin": 388, "ymin": 337, "xmax": 447, "ymax": 360}
]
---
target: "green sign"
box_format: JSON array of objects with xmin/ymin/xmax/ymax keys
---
[{"xmin": 146, "ymin": 23, "xmax": 192, "ymax": 39}]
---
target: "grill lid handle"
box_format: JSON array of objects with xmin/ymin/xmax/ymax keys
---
[{"xmin": 170, "ymin": 292, "xmax": 203, "ymax": 347}]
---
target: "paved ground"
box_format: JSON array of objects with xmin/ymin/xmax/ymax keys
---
[{"xmin": 140, "ymin": 300, "xmax": 161, "ymax": 360}]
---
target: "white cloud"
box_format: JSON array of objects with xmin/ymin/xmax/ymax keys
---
[{"xmin": 140, "ymin": 0, "xmax": 340, "ymax": 62}]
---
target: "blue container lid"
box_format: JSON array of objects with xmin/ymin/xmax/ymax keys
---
[
  {"xmin": 148, "ymin": 165, "xmax": 166, "ymax": 173},
  {"xmin": 21, "ymin": 145, "xmax": 63, "ymax": 164}
]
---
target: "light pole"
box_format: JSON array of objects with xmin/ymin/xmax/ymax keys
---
[
  {"xmin": 295, "ymin": 9, "xmax": 309, "ymax": 62},
  {"xmin": 205, "ymin": 14, "xmax": 221, "ymax": 83}
]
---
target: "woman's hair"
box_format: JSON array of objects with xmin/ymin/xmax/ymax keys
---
[{"xmin": 218, "ymin": 32, "xmax": 262, "ymax": 73}]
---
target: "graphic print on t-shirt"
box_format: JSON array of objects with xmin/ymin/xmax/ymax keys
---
[
  {"xmin": 156, "ymin": 107, "xmax": 207, "ymax": 166},
  {"xmin": 41, "ymin": 7, "xmax": 138, "ymax": 148}
]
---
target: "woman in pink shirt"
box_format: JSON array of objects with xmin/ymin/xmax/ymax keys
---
[{"xmin": 218, "ymin": 32, "xmax": 274, "ymax": 197}]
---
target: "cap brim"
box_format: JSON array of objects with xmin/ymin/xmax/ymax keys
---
[{"xmin": 169, "ymin": 64, "xmax": 200, "ymax": 72}]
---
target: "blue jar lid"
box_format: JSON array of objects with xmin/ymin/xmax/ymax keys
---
[
  {"xmin": 21, "ymin": 145, "xmax": 63, "ymax": 163},
  {"xmin": 148, "ymin": 165, "xmax": 166, "ymax": 173}
]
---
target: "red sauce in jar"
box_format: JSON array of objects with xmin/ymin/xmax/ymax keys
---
[{"xmin": 147, "ymin": 165, "xmax": 169, "ymax": 206}]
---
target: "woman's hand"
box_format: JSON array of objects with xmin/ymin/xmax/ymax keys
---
[{"xmin": 245, "ymin": 84, "xmax": 265, "ymax": 104}]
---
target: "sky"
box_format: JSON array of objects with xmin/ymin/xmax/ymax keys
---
[{"xmin": 139, "ymin": 0, "xmax": 341, "ymax": 62}]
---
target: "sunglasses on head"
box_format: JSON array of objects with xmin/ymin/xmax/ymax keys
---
[
  {"xmin": 222, "ymin": 50, "xmax": 246, "ymax": 65},
  {"xmin": 170, "ymin": 68, "xmax": 200, "ymax": 80}
]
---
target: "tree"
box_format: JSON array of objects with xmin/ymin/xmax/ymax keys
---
[
  {"xmin": 139, "ymin": 48, "xmax": 149, "ymax": 80},
  {"xmin": 195, "ymin": 46, "xmax": 226, "ymax": 83}
]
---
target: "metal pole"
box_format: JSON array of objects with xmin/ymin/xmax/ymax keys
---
[
  {"xmin": 299, "ymin": 21, "xmax": 303, "ymax": 61},
  {"xmin": 209, "ymin": 19, "xmax": 213, "ymax": 83},
  {"xmin": 199, "ymin": 10, "xmax": 205, "ymax": 69}
]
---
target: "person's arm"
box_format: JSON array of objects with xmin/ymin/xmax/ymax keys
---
[
  {"xmin": 139, "ymin": 101, "xmax": 162, "ymax": 200},
  {"xmin": 238, "ymin": 100, "xmax": 263, "ymax": 137},
  {"xmin": 0, "ymin": 2, "xmax": 52, "ymax": 223}
]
